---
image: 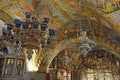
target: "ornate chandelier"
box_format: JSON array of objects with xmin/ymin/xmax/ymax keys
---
[
  {"xmin": 77, "ymin": 29, "xmax": 96, "ymax": 57},
  {"xmin": 0, "ymin": 11, "xmax": 56, "ymax": 57}
]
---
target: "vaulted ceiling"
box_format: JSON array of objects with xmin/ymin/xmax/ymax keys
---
[
  {"xmin": 0, "ymin": 0, "xmax": 120, "ymax": 72},
  {"xmin": 0, "ymin": 0, "xmax": 120, "ymax": 30}
]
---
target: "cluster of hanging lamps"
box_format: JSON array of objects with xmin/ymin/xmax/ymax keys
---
[{"xmin": 0, "ymin": 11, "xmax": 56, "ymax": 55}]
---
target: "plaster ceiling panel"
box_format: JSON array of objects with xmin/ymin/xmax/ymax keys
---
[
  {"xmin": 33, "ymin": 0, "xmax": 85, "ymax": 30},
  {"xmin": 0, "ymin": 0, "xmax": 120, "ymax": 31},
  {"xmin": 52, "ymin": 0, "xmax": 79, "ymax": 18},
  {"xmin": 0, "ymin": 0, "xmax": 34, "ymax": 20},
  {"xmin": 86, "ymin": 0, "xmax": 120, "ymax": 25},
  {"xmin": 34, "ymin": 0, "xmax": 69, "ymax": 30}
]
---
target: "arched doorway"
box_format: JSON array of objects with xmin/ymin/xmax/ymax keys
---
[
  {"xmin": 49, "ymin": 49, "xmax": 120, "ymax": 80},
  {"xmin": 49, "ymin": 49, "xmax": 73, "ymax": 80},
  {"xmin": 77, "ymin": 50, "xmax": 120, "ymax": 80}
]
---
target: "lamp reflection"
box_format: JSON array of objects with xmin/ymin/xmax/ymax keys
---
[{"xmin": 27, "ymin": 59, "xmax": 38, "ymax": 72}]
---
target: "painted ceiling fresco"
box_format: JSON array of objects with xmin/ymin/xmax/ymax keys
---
[
  {"xmin": 0, "ymin": 0, "xmax": 120, "ymax": 72},
  {"xmin": 0, "ymin": 0, "xmax": 120, "ymax": 52},
  {"xmin": 0, "ymin": 0, "xmax": 33, "ymax": 20},
  {"xmin": 0, "ymin": 0, "xmax": 120, "ymax": 29},
  {"xmin": 87, "ymin": 0, "xmax": 120, "ymax": 25}
]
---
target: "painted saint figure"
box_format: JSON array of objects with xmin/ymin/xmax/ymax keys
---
[
  {"xmin": 0, "ymin": 59, "xmax": 4, "ymax": 75},
  {"xmin": 105, "ymin": 1, "xmax": 114, "ymax": 12},
  {"xmin": 100, "ymin": 0, "xmax": 106, "ymax": 9},
  {"xmin": 16, "ymin": 60, "xmax": 23, "ymax": 76},
  {"xmin": 5, "ymin": 59, "xmax": 14, "ymax": 75},
  {"xmin": 112, "ymin": 0, "xmax": 120, "ymax": 9}
]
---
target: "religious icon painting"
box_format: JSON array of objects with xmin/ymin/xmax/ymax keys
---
[
  {"xmin": 4, "ymin": 58, "xmax": 14, "ymax": 75},
  {"xmin": 15, "ymin": 59, "xmax": 24, "ymax": 76},
  {"xmin": 0, "ymin": 58, "xmax": 4, "ymax": 75},
  {"xmin": 72, "ymin": 71, "xmax": 79, "ymax": 80}
]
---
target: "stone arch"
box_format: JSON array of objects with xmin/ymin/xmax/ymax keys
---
[
  {"xmin": 38, "ymin": 20, "xmax": 120, "ymax": 72},
  {"xmin": 38, "ymin": 38, "xmax": 119, "ymax": 72}
]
